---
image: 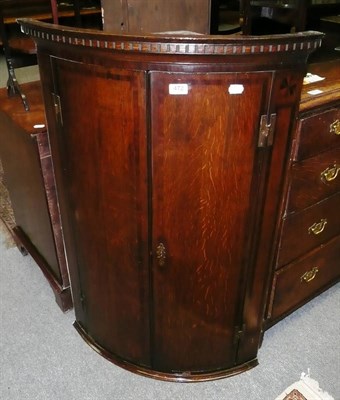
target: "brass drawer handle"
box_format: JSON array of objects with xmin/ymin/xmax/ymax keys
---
[
  {"xmin": 301, "ymin": 267, "xmax": 319, "ymax": 283},
  {"xmin": 308, "ymin": 218, "xmax": 327, "ymax": 235},
  {"xmin": 156, "ymin": 243, "xmax": 166, "ymax": 266},
  {"xmin": 330, "ymin": 119, "xmax": 340, "ymax": 135},
  {"xmin": 320, "ymin": 164, "xmax": 340, "ymax": 183}
]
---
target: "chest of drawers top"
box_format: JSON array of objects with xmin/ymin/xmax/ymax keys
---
[{"xmin": 299, "ymin": 59, "xmax": 340, "ymax": 114}]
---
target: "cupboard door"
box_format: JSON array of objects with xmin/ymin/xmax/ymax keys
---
[
  {"xmin": 51, "ymin": 60, "xmax": 151, "ymax": 366},
  {"xmin": 150, "ymin": 71, "xmax": 272, "ymax": 372}
]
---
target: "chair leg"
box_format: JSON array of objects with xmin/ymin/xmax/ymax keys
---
[{"xmin": 6, "ymin": 58, "xmax": 30, "ymax": 112}]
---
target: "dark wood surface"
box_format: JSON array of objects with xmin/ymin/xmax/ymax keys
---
[
  {"xmin": 268, "ymin": 236, "xmax": 340, "ymax": 321},
  {"xmin": 278, "ymin": 192, "xmax": 340, "ymax": 267},
  {"xmin": 287, "ymin": 147, "xmax": 340, "ymax": 212},
  {"xmin": 150, "ymin": 70, "xmax": 273, "ymax": 371},
  {"xmin": 1, "ymin": 0, "xmax": 101, "ymax": 24},
  {"xmin": 240, "ymin": 2, "xmax": 340, "ymax": 62},
  {"xmin": 19, "ymin": 19, "xmax": 323, "ymax": 381},
  {"xmin": 294, "ymin": 107, "xmax": 340, "ymax": 161},
  {"xmin": 51, "ymin": 62, "xmax": 151, "ymax": 363},
  {"xmin": 0, "ymin": 81, "xmax": 45, "ymax": 132},
  {"xmin": 0, "ymin": 81, "xmax": 72, "ymax": 311},
  {"xmin": 101, "ymin": 0, "xmax": 212, "ymax": 34},
  {"xmin": 241, "ymin": 0, "xmax": 309, "ymax": 34},
  {"xmin": 265, "ymin": 59, "xmax": 340, "ymax": 327},
  {"xmin": 299, "ymin": 59, "xmax": 340, "ymax": 112},
  {"xmin": 0, "ymin": 0, "xmax": 102, "ymax": 110}
]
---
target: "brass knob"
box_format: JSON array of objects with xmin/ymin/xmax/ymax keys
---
[
  {"xmin": 301, "ymin": 267, "xmax": 319, "ymax": 283},
  {"xmin": 308, "ymin": 218, "xmax": 327, "ymax": 235},
  {"xmin": 330, "ymin": 119, "xmax": 340, "ymax": 135},
  {"xmin": 156, "ymin": 243, "xmax": 166, "ymax": 267},
  {"xmin": 320, "ymin": 164, "xmax": 340, "ymax": 183}
]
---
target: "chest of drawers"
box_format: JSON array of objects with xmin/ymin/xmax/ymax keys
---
[{"xmin": 266, "ymin": 60, "xmax": 340, "ymax": 326}]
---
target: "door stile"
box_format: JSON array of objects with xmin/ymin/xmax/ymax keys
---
[
  {"xmin": 145, "ymin": 70, "xmax": 157, "ymax": 370},
  {"xmin": 232, "ymin": 71, "xmax": 277, "ymax": 363}
]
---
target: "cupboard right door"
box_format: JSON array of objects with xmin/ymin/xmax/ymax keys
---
[{"xmin": 150, "ymin": 71, "xmax": 273, "ymax": 373}]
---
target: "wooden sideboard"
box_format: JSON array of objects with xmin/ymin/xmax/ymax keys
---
[
  {"xmin": 18, "ymin": 19, "xmax": 324, "ymax": 381},
  {"xmin": 0, "ymin": 82, "xmax": 72, "ymax": 311},
  {"xmin": 265, "ymin": 60, "xmax": 340, "ymax": 326}
]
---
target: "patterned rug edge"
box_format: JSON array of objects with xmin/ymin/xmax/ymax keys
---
[
  {"xmin": 275, "ymin": 372, "xmax": 335, "ymax": 400},
  {"xmin": 0, "ymin": 157, "xmax": 16, "ymax": 248}
]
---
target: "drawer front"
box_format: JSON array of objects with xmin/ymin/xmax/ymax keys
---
[
  {"xmin": 278, "ymin": 192, "xmax": 340, "ymax": 268},
  {"xmin": 294, "ymin": 108, "xmax": 340, "ymax": 161},
  {"xmin": 287, "ymin": 147, "xmax": 340, "ymax": 212},
  {"xmin": 268, "ymin": 236, "xmax": 340, "ymax": 322}
]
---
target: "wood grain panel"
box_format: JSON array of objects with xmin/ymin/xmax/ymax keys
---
[
  {"xmin": 278, "ymin": 192, "xmax": 340, "ymax": 267},
  {"xmin": 0, "ymin": 112, "xmax": 61, "ymax": 280},
  {"xmin": 101, "ymin": 0, "xmax": 211, "ymax": 34},
  {"xmin": 287, "ymin": 147, "xmax": 340, "ymax": 213},
  {"xmin": 52, "ymin": 59, "xmax": 151, "ymax": 366},
  {"xmin": 22, "ymin": 18, "xmax": 324, "ymax": 379},
  {"xmin": 269, "ymin": 235, "xmax": 340, "ymax": 322},
  {"xmin": 151, "ymin": 71, "xmax": 271, "ymax": 372},
  {"xmin": 294, "ymin": 107, "xmax": 340, "ymax": 161}
]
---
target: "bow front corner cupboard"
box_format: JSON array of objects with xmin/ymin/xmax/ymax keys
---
[{"xmin": 19, "ymin": 19, "xmax": 324, "ymax": 381}]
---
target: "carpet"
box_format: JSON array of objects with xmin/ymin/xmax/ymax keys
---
[
  {"xmin": 275, "ymin": 371, "xmax": 335, "ymax": 400},
  {"xmin": 0, "ymin": 157, "xmax": 16, "ymax": 248}
]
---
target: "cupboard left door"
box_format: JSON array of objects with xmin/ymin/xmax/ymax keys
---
[{"xmin": 48, "ymin": 58, "xmax": 152, "ymax": 367}]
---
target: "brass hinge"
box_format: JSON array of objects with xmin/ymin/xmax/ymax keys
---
[
  {"xmin": 52, "ymin": 92, "xmax": 63, "ymax": 126},
  {"xmin": 258, "ymin": 113, "xmax": 276, "ymax": 147}
]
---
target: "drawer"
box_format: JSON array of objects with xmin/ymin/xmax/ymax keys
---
[
  {"xmin": 287, "ymin": 147, "xmax": 340, "ymax": 212},
  {"xmin": 268, "ymin": 236, "xmax": 340, "ymax": 322},
  {"xmin": 294, "ymin": 108, "xmax": 340, "ymax": 161},
  {"xmin": 278, "ymin": 192, "xmax": 340, "ymax": 268}
]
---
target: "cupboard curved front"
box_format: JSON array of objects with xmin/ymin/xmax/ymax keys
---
[{"xmin": 19, "ymin": 19, "xmax": 322, "ymax": 381}]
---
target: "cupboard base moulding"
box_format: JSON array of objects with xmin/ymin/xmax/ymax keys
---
[{"xmin": 74, "ymin": 322, "xmax": 258, "ymax": 383}]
